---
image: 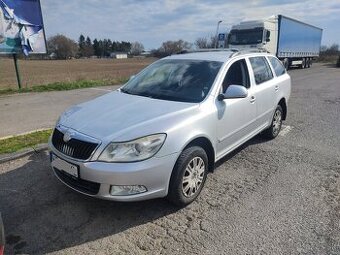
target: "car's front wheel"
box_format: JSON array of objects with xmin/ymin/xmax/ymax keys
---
[
  {"xmin": 167, "ymin": 146, "xmax": 208, "ymax": 207},
  {"xmin": 263, "ymin": 105, "xmax": 283, "ymax": 139}
]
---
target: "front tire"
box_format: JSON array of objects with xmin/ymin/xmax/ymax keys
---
[
  {"xmin": 263, "ymin": 105, "xmax": 283, "ymax": 139},
  {"xmin": 283, "ymin": 58, "xmax": 289, "ymax": 70},
  {"xmin": 167, "ymin": 146, "xmax": 208, "ymax": 207}
]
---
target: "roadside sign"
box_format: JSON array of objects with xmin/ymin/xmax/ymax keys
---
[
  {"xmin": 0, "ymin": 0, "xmax": 47, "ymax": 55},
  {"xmin": 218, "ymin": 33, "xmax": 225, "ymax": 41},
  {"xmin": 218, "ymin": 33, "xmax": 226, "ymax": 48}
]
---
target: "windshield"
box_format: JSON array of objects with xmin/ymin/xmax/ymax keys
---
[
  {"xmin": 229, "ymin": 28, "xmax": 263, "ymax": 45},
  {"xmin": 121, "ymin": 59, "xmax": 223, "ymax": 103}
]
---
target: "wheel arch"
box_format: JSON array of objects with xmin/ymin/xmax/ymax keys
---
[
  {"xmin": 182, "ymin": 136, "xmax": 215, "ymax": 172},
  {"xmin": 278, "ymin": 97, "xmax": 287, "ymax": 120}
]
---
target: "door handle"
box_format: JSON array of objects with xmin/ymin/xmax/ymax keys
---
[
  {"xmin": 250, "ymin": 95, "xmax": 256, "ymax": 103},
  {"xmin": 275, "ymin": 85, "xmax": 279, "ymax": 91}
]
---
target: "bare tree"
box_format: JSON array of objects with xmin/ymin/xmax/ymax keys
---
[
  {"xmin": 195, "ymin": 37, "xmax": 209, "ymax": 49},
  {"xmin": 48, "ymin": 35, "xmax": 78, "ymax": 59},
  {"xmin": 195, "ymin": 35, "xmax": 220, "ymax": 49},
  {"xmin": 130, "ymin": 41, "xmax": 145, "ymax": 55},
  {"xmin": 159, "ymin": 39, "xmax": 192, "ymax": 56}
]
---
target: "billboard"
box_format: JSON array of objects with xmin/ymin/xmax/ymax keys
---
[{"xmin": 0, "ymin": 0, "xmax": 46, "ymax": 55}]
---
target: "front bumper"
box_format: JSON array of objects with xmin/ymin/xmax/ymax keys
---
[{"xmin": 48, "ymin": 141, "xmax": 179, "ymax": 202}]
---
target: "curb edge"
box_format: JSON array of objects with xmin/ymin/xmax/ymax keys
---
[{"xmin": 0, "ymin": 144, "xmax": 48, "ymax": 164}]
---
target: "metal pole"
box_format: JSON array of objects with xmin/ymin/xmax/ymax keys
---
[
  {"xmin": 215, "ymin": 20, "xmax": 222, "ymax": 48},
  {"xmin": 13, "ymin": 54, "xmax": 22, "ymax": 89}
]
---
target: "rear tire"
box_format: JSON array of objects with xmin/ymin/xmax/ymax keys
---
[
  {"xmin": 300, "ymin": 58, "xmax": 306, "ymax": 69},
  {"xmin": 263, "ymin": 105, "xmax": 283, "ymax": 139},
  {"xmin": 167, "ymin": 146, "xmax": 208, "ymax": 207},
  {"xmin": 308, "ymin": 58, "xmax": 313, "ymax": 68}
]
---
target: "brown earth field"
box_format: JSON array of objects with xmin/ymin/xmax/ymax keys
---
[{"xmin": 0, "ymin": 57, "xmax": 157, "ymax": 89}]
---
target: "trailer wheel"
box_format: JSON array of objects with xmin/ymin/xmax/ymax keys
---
[{"xmin": 307, "ymin": 58, "xmax": 312, "ymax": 68}]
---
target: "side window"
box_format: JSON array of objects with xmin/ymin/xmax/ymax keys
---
[
  {"xmin": 268, "ymin": 56, "xmax": 286, "ymax": 76},
  {"xmin": 249, "ymin": 57, "xmax": 273, "ymax": 85},
  {"xmin": 222, "ymin": 59, "xmax": 250, "ymax": 92}
]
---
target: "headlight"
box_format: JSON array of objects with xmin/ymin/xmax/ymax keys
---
[{"xmin": 98, "ymin": 134, "xmax": 166, "ymax": 162}]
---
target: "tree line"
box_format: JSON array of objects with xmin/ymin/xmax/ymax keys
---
[
  {"xmin": 47, "ymin": 34, "xmax": 217, "ymax": 60},
  {"xmin": 47, "ymin": 34, "xmax": 145, "ymax": 59}
]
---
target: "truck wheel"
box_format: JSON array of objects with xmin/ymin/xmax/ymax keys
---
[
  {"xmin": 307, "ymin": 58, "xmax": 312, "ymax": 68},
  {"xmin": 300, "ymin": 58, "xmax": 306, "ymax": 69},
  {"xmin": 167, "ymin": 146, "xmax": 208, "ymax": 207},
  {"xmin": 283, "ymin": 58, "xmax": 289, "ymax": 70},
  {"xmin": 263, "ymin": 105, "xmax": 283, "ymax": 139}
]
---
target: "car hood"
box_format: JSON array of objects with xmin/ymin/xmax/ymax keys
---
[{"xmin": 59, "ymin": 90, "xmax": 198, "ymax": 141}]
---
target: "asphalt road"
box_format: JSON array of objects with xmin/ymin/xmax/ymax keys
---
[
  {"xmin": 0, "ymin": 86, "xmax": 119, "ymax": 138},
  {"xmin": 0, "ymin": 64, "xmax": 339, "ymax": 254}
]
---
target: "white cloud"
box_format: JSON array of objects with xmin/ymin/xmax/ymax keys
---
[{"xmin": 41, "ymin": 0, "xmax": 340, "ymax": 48}]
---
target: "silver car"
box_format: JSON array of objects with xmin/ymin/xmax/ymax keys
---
[{"xmin": 49, "ymin": 50, "xmax": 291, "ymax": 206}]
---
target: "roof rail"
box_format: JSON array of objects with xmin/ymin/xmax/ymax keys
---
[
  {"xmin": 230, "ymin": 48, "xmax": 269, "ymax": 57},
  {"xmin": 175, "ymin": 47, "xmax": 269, "ymax": 57},
  {"xmin": 176, "ymin": 48, "xmax": 233, "ymax": 54}
]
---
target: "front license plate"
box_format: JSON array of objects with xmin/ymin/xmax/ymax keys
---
[{"xmin": 51, "ymin": 153, "xmax": 79, "ymax": 178}]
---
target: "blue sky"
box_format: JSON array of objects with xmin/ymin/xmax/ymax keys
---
[{"xmin": 41, "ymin": 0, "xmax": 340, "ymax": 49}]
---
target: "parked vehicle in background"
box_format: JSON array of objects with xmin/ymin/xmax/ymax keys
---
[
  {"xmin": 49, "ymin": 50, "xmax": 291, "ymax": 206},
  {"xmin": 228, "ymin": 15, "xmax": 323, "ymax": 69},
  {"xmin": 0, "ymin": 213, "xmax": 4, "ymax": 255}
]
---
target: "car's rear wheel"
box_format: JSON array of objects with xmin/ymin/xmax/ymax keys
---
[
  {"xmin": 263, "ymin": 105, "xmax": 283, "ymax": 139},
  {"xmin": 167, "ymin": 146, "xmax": 208, "ymax": 206}
]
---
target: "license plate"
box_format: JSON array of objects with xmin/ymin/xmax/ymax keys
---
[{"xmin": 51, "ymin": 153, "xmax": 79, "ymax": 178}]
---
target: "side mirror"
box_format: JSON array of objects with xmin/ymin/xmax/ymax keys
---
[{"xmin": 218, "ymin": 85, "xmax": 248, "ymax": 101}]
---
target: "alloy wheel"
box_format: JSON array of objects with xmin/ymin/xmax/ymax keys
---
[{"xmin": 182, "ymin": 157, "xmax": 205, "ymax": 197}]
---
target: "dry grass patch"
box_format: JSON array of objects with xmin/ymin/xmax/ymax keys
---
[{"xmin": 0, "ymin": 57, "xmax": 156, "ymax": 89}]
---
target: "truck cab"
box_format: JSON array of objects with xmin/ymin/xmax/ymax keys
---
[{"xmin": 228, "ymin": 16, "xmax": 277, "ymax": 55}]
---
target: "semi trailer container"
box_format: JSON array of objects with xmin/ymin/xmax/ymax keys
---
[{"xmin": 228, "ymin": 15, "xmax": 323, "ymax": 69}]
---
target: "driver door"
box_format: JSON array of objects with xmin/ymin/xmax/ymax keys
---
[{"xmin": 216, "ymin": 58, "xmax": 257, "ymax": 159}]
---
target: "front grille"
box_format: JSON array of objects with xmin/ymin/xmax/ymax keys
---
[
  {"xmin": 52, "ymin": 128, "xmax": 98, "ymax": 160},
  {"xmin": 54, "ymin": 167, "xmax": 100, "ymax": 195}
]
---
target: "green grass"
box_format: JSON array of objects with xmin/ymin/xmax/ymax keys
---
[
  {"xmin": 0, "ymin": 78, "xmax": 128, "ymax": 96},
  {"xmin": 0, "ymin": 129, "xmax": 52, "ymax": 154}
]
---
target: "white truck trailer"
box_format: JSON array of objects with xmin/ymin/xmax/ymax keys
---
[{"xmin": 228, "ymin": 15, "xmax": 323, "ymax": 69}]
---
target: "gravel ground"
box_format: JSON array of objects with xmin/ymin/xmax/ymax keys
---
[{"xmin": 0, "ymin": 64, "xmax": 339, "ymax": 254}]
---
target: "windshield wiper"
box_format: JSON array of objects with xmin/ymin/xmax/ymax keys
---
[{"xmin": 120, "ymin": 88, "xmax": 135, "ymax": 95}]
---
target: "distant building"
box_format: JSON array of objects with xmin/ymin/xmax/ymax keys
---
[
  {"xmin": 110, "ymin": 52, "xmax": 128, "ymax": 59},
  {"xmin": 141, "ymin": 50, "xmax": 151, "ymax": 57},
  {"xmin": 49, "ymin": 52, "xmax": 57, "ymax": 59}
]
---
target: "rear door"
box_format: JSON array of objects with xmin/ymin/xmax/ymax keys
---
[{"xmin": 248, "ymin": 56, "xmax": 277, "ymax": 129}]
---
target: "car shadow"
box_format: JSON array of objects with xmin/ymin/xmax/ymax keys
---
[
  {"xmin": 214, "ymin": 134, "xmax": 268, "ymax": 169},
  {"xmin": 0, "ymin": 152, "xmax": 179, "ymax": 254}
]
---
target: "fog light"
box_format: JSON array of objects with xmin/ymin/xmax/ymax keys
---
[{"xmin": 110, "ymin": 185, "xmax": 147, "ymax": 196}]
